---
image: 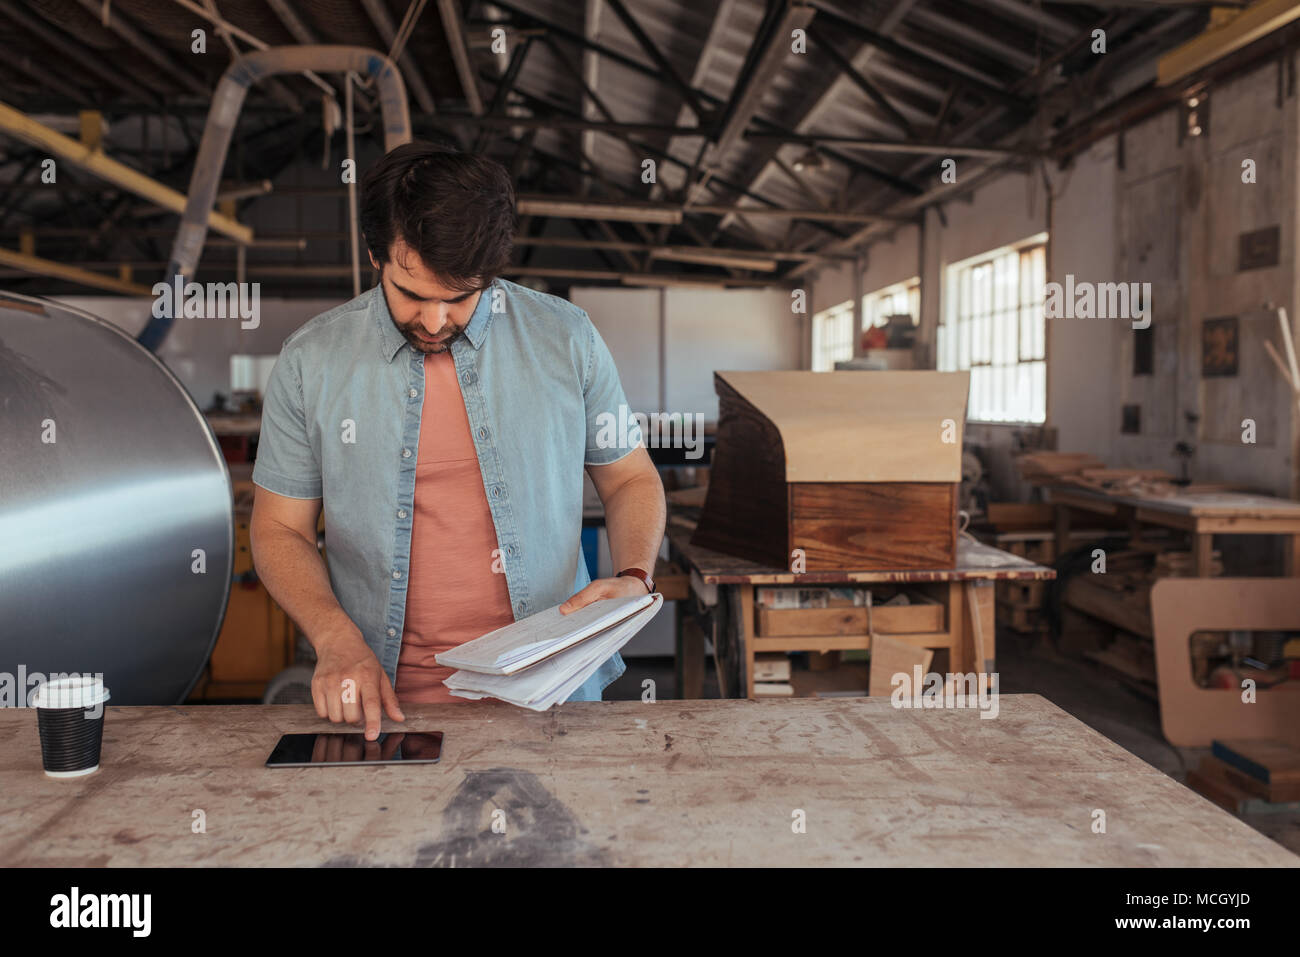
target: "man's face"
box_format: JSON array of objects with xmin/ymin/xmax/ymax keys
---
[{"xmin": 371, "ymin": 238, "xmax": 484, "ymax": 354}]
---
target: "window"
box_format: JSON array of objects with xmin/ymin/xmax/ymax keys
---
[
  {"xmin": 811, "ymin": 299, "xmax": 854, "ymax": 372},
  {"xmin": 938, "ymin": 236, "xmax": 1047, "ymax": 424},
  {"xmin": 230, "ymin": 355, "xmax": 278, "ymax": 396},
  {"xmin": 862, "ymin": 277, "xmax": 920, "ymax": 330}
]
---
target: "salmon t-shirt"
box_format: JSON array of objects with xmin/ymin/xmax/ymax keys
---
[{"xmin": 394, "ymin": 351, "xmax": 515, "ymax": 703}]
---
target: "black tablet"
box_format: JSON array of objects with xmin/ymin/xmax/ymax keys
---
[{"xmin": 265, "ymin": 731, "xmax": 443, "ymax": 767}]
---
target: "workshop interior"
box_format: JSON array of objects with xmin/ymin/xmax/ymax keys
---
[{"xmin": 2, "ymin": 0, "xmax": 1300, "ymax": 892}]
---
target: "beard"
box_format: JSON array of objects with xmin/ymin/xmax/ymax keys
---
[
  {"xmin": 380, "ymin": 281, "xmax": 469, "ymax": 354},
  {"xmin": 396, "ymin": 317, "xmax": 465, "ymax": 354}
]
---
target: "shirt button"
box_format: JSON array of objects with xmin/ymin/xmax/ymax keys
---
[
  {"xmin": 392, "ymin": 570, "xmax": 402, "ymax": 580},
  {"xmin": 397, "ymin": 509, "xmax": 407, "ymax": 519},
  {"xmin": 506, "ymin": 544, "xmax": 516, "ymax": 556},
  {"xmin": 492, "ymin": 486, "xmax": 502, "ymax": 498},
  {"xmin": 477, "ymin": 427, "xmax": 488, "ymax": 439},
  {"xmin": 516, "ymin": 602, "xmax": 527, "ymax": 615},
  {"xmin": 408, "ymin": 388, "xmax": 418, "ymax": 399},
  {"xmin": 462, "ymin": 371, "xmax": 475, "ymax": 384},
  {"xmin": 402, "ymin": 448, "xmax": 412, "ymax": 459},
  {"xmin": 387, "ymin": 627, "xmax": 396, "ymax": 637}
]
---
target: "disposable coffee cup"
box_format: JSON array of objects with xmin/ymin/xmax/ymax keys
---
[{"xmin": 32, "ymin": 676, "xmax": 110, "ymax": 778}]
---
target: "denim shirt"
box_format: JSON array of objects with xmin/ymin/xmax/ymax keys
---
[{"xmin": 251, "ymin": 279, "xmax": 642, "ymax": 700}]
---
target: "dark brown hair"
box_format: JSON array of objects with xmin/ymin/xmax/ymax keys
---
[{"xmin": 359, "ymin": 142, "xmax": 516, "ymax": 292}]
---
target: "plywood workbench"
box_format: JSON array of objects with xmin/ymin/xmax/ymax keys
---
[
  {"xmin": 668, "ymin": 519, "xmax": 1054, "ymax": 698},
  {"xmin": 3, "ymin": 699, "xmax": 1293, "ymax": 867},
  {"xmin": 1048, "ymin": 486, "xmax": 1300, "ymax": 576}
]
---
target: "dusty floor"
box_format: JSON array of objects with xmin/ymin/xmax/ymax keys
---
[{"xmin": 607, "ymin": 631, "xmax": 1300, "ymax": 859}]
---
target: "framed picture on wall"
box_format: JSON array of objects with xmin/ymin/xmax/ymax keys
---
[{"xmin": 1201, "ymin": 316, "xmax": 1238, "ymax": 377}]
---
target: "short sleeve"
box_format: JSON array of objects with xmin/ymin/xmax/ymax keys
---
[
  {"xmin": 582, "ymin": 314, "xmax": 643, "ymax": 466},
  {"xmin": 251, "ymin": 349, "xmax": 322, "ymax": 499}
]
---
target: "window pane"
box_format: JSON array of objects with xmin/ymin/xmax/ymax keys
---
[
  {"xmin": 1031, "ymin": 360, "xmax": 1046, "ymax": 423},
  {"xmin": 1014, "ymin": 362, "xmax": 1030, "ymax": 422},
  {"xmin": 945, "ymin": 242, "xmax": 1047, "ymax": 422}
]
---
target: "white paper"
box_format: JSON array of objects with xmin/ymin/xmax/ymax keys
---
[
  {"xmin": 435, "ymin": 593, "xmax": 656, "ymax": 675},
  {"xmin": 443, "ymin": 594, "xmax": 663, "ymax": 710}
]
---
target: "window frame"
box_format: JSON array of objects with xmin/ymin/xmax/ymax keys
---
[{"xmin": 939, "ymin": 234, "xmax": 1048, "ymax": 425}]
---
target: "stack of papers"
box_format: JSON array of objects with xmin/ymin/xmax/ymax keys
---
[{"xmin": 436, "ymin": 593, "xmax": 662, "ymax": 710}]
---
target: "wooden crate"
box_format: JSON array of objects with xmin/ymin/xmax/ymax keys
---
[
  {"xmin": 652, "ymin": 559, "xmax": 689, "ymax": 600},
  {"xmin": 757, "ymin": 593, "xmax": 945, "ymax": 637},
  {"xmin": 996, "ymin": 579, "xmax": 1047, "ymax": 608},
  {"xmin": 692, "ymin": 370, "xmax": 968, "ymax": 570},
  {"xmin": 985, "ymin": 503, "xmax": 1056, "ymax": 530},
  {"xmin": 997, "ymin": 600, "xmax": 1047, "ymax": 634}
]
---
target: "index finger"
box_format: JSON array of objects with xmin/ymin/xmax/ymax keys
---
[
  {"xmin": 361, "ymin": 679, "xmax": 383, "ymax": 741},
  {"xmin": 560, "ymin": 583, "xmax": 597, "ymax": 614}
]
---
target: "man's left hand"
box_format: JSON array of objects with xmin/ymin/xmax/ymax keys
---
[{"xmin": 559, "ymin": 574, "xmax": 651, "ymax": 614}]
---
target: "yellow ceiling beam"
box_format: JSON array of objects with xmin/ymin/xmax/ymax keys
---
[
  {"xmin": 1158, "ymin": 0, "xmax": 1300, "ymax": 87},
  {"xmin": 0, "ymin": 247, "xmax": 152, "ymax": 295},
  {"xmin": 0, "ymin": 100, "xmax": 253, "ymax": 244}
]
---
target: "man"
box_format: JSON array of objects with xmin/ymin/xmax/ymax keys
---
[{"xmin": 250, "ymin": 143, "xmax": 666, "ymax": 740}]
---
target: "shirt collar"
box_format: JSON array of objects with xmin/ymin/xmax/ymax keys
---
[{"xmin": 371, "ymin": 279, "xmax": 497, "ymax": 363}]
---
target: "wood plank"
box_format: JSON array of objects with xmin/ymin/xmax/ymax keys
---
[
  {"xmin": 1064, "ymin": 575, "xmax": 1152, "ymax": 637},
  {"xmin": 1151, "ymin": 578, "xmax": 1300, "ymax": 748},
  {"xmin": 715, "ymin": 370, "xmax": 970, "ymax": 482},
  {"xmin": 753, "ymin": 653, "xmax": 791, "ymax": 682},
  {"xmin": 1285, "ymin": 535, "xmax": 1300, "ymax": 577},
  {"xmin": 1192, "ymin": 533, "xmax": 1214, "ymax": 577},
  {"xmin": 671, "ymin": 524, "xmax": 1056, "ymax": 585},
  {"xmin": 868, "ymin": 634, "xmax": 933, "ymax": 697},
  {"xmin": 963, "ymin": 581, "xmax": 995, "ymax": 676},
  {"xmin": 757, "ymin": 599, "xmax": 944, "ymax": 637},
  {"xmin": 740, "ymin": 584, "xmax": 756, "ymax": 700},
  {"xmin": 985, "ymin": 502, "xmax": 1056, "ymax": 530},
  {"xmin": 1212, "ymin": 739, "xmax": 1300, "ymax": 787},
  {"xmin": 3, "ymin": 699, "xmax": 1292, "ymax": 866},
  {"xmin": 652, "ymin": 559, "xmax": 690, "ymax": 601},
  {"xmin": 1187, "ymin": 766, "xmax": 1257, "ymax": 815},
  {"xmin": 678, "ymin": 616, "xmax": 706, "ymax": 700},
  {"xmin": 691, "ymin": 376, "xmax": 790, "ymax": 569},
  {"xmin": 752, "ymin": 632, "xmax": 953, "ymax": 653}
]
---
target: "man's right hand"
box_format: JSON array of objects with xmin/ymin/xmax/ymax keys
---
[{"xmin": 311, "ymin": 630, "xmax": 405, "ymax": 741}]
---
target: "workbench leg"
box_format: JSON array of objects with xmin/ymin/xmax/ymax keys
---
[
  {"xmin": 965, "ymin": 582, "xmax": 996, "ymax": 691},
  {"xmin": 674, "ymin": 600, "xmax": 685, "ymax": 698},
  {"xmin": 1192, "ymin": 533, "xmax": 1214, "ymax": 577},
  {"xmin": 680, "ymin": 619, "xmax": 705, "ymax": 700},
  {"xmin": 740, "ymin": 584, "xmax": 755, "ymax": 699},
  {"xmin": 947, "ymin": 581, "xmax": 967, "ymax": 675},
  {"xmin": 1054, "ymin": 504, "xmax": 1071, "ymax": 561},
  {"xmin": 1285, "ymin": 534, "xmax": 1300, "ymax": 577}
]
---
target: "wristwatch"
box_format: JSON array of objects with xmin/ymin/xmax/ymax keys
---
[{"xmin": 617, "ymin": 567, "xmax": 655, "ymax": 593}]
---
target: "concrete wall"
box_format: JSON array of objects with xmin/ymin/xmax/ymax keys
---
[
  {"xmin": 1046, "ymin": 139, "xmax": 1121, "ymax": 462},
  {"xmin": 571, "ymin": 285, "xmax": 800, "ymax": 422},
  {"xmin": 55, "ymin": 295, "xmax": 344, "ymax": 408},
  {"xmin": 1109, "ymin": 61, "xmax": 1297, "ymax": 496},
  {"xmin": 807, "ymin": 56, "xmax": 1299, "ymax": 500}
]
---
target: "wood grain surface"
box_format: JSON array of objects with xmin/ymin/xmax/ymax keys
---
[
  {"xmin": 2, "ymin": 698, "xmax": 1293, "ymax": 867},
  {"xmin": 691, "ymin": 375, "xmax": 791, "ymax": 568},
  {"xmin": 713, "ymin": 370, "xmax": 969, "ymax": 482},
  {"xmin": 791, "ymin": 482, "xmax": 956, "ymax": 569},
  {"xmin": 672, "ymin": 523, "xmax": 1054, "ymax": 585}
]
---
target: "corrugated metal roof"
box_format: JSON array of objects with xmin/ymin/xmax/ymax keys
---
[{"xmin": 0, "ymin": 0, "xmax": 1211, "ymax": 293}]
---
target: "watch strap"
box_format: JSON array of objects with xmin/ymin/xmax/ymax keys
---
[{"xmin": 617, "ymin": 567, "xmax": 655, "ymax": 593}]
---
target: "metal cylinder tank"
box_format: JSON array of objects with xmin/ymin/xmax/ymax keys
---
[{"xmin": 0, "ymin": 291, "xmax": 232, "ymax": 704}]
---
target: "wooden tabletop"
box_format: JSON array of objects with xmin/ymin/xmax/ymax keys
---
[
  {"xmin": 668, "ymin": 521, "xmax": 1055, "ymax": 584},
  {"xmin": 1049, "ymin": 486, "xmax": 1300, "ymax": 520},
  {"xmin": 2, "ymin": 698, "xmax": 1291, "ymax": 867}
]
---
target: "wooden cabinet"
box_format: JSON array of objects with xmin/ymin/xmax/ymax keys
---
[
  {"xmin": 188, "ymin": 492, "xmax": 295, "ymax": 700},
  {"xmin": 692, "ymin": 370, "xmax": 969, "ymax": 571}
]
